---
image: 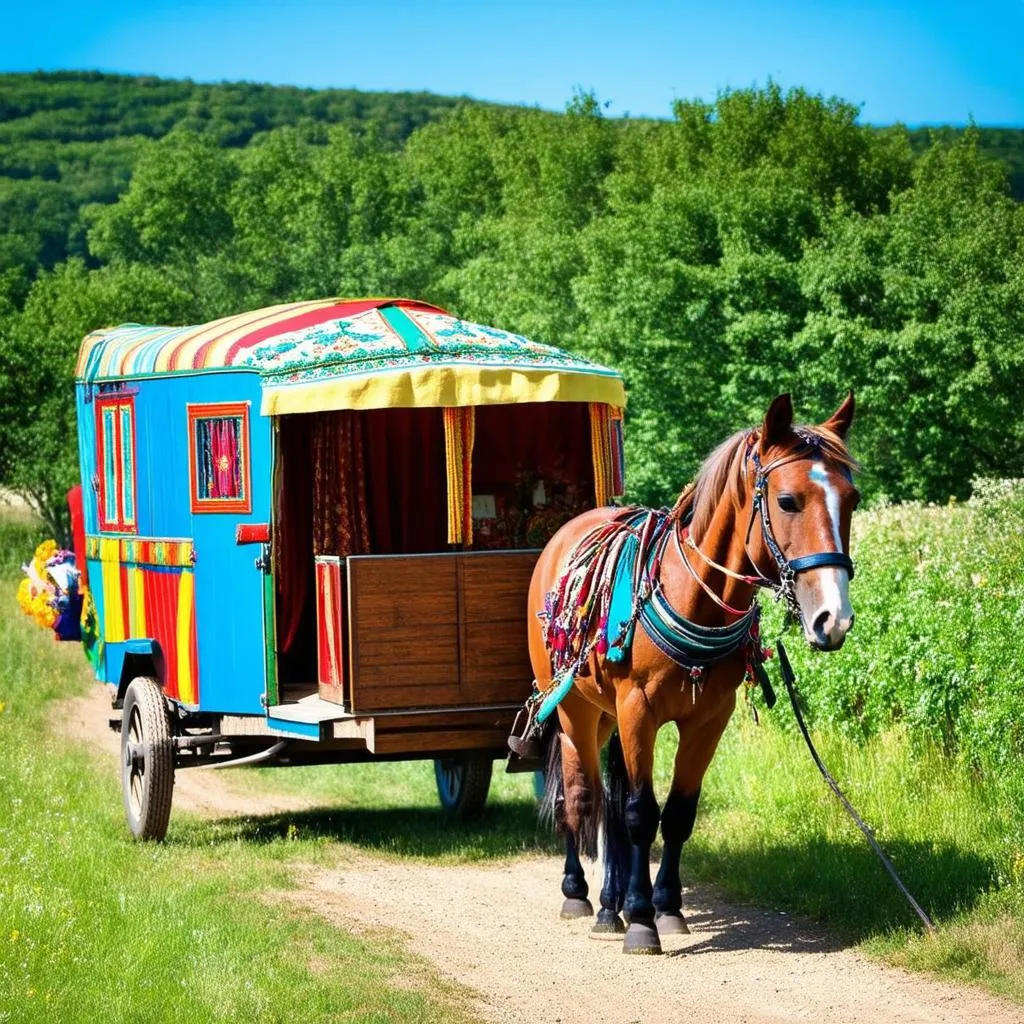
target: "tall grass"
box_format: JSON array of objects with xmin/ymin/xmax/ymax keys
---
[{"xmin": 653, "ymin": 715, "xmax": 1024, "ymax": 1001}]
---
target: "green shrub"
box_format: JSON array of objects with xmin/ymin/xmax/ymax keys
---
[{"xmin": 767, "ymin": 478, "xmax": 1024, "ymax": 777}]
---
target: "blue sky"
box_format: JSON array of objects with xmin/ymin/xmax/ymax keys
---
[{"xmin": 3, "ymin": 1, "xmax": 1022, "ymax": 125}]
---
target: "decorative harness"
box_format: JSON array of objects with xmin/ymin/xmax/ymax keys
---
[{"xmin": 530, "ymin": 431, "xmax": 855, "ymax": 725}]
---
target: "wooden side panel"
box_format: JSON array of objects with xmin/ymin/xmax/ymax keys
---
[
  {"xmin": 458, "ymin": 552, "xmax": 537, "ymax": 705},
  {"xmin": 346, "ymin": 551, "xmax": 538, "ymax": 715},
  {"xmin": 315, "ymin": 556, "xmax": 345, "ymax": 705},
  {"xmin": 347, "ymin": 555, "xmax": 461, "ymax": 712}
]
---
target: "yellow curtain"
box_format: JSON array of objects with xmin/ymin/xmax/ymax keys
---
[
  {"xmin": 590, "ymin": 403, "xmax": 613, "ymax": 507},
  {"xmin": 444, "ymin": 407, "xmax": 476, "ymax": 545}
]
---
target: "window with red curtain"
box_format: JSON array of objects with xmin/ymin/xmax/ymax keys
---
[
  {"xmin": 187, "ymin": 402, "xmax": 252, "ymax": 514},
  {"xmin": 95, "ymin": 394, "xmax": 137, "ymax": 533}
]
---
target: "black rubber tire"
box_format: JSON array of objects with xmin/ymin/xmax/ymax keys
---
[
  {"xmin": 120, "ymin": 676, "xmax": 175, "ymax": 841},
  {"xmin": 433, "ymin": 754, "xmax": 493, "ymax": 820}
]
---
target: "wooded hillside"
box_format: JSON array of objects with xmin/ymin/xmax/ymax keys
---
[{"xmin": 1, "ymin": 74, "xmax": 1022, "ymax": 534}]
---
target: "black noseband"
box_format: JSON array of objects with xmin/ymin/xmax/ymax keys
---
[{"xmin": 788, "ymin": 551, "xmax": 855, "ymax": 580}]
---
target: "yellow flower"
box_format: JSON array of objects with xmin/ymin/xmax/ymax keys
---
[
  {"xmin": 0, "ymin": 701, "xmax": 6, "ymax": 714},
  {"xmin": 10, "ymin": 929, "xmax": 19, "ymax": 941},
  {"xmin": 32, "ymin": 539, "xmax": 57, "ymax": 576}
]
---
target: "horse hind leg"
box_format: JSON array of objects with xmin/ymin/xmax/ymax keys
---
[
  {"xmin": 542, "ymin": 708, "xmax": 603, "ymax": 919},
  {"xmin": 591, "ymin": 728, "xmax": 629, "ymax": 940}
]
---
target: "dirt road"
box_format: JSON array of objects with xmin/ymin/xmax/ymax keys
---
[{"xmin": 61, "ymin": 685, "xmax": 1021, "ymax": 1024}]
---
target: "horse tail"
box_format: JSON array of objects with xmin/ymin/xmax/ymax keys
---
[
  {"xmin": 539, "ymin": 724, "xmax": 563, "ymax": 830},
  {"xmin": 603, "ymin": 729, "xmax": 631, "ymax": 894}
]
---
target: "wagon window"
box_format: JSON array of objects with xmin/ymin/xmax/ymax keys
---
[
  {"xmin": 188, "ymin": 402, "xmax": 252, "ymax": 514},
  {"xmin": 96, "ymin": 395, "xmax": 137, "ymax": 533}
]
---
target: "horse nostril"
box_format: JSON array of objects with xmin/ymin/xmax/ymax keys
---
[{"xmin": 813, "ymin": 609, "xmax": 833, "ymax": 639}]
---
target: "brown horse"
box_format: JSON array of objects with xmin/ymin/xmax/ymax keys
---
[{"xmin": 525, "ymin": 393, "xmax": 858, "ymax": 954}]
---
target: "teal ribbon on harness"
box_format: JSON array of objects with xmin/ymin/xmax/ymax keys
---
[
  {"xmin": 606, "ymin": 532, "xmax": 639, "ymax": 663},
  {"xmin": 536, "ymin": 672, "xmax": 576, "ymax": 724}
]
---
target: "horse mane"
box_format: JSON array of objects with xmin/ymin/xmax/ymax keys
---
[{"xmin": 668, "ymin": 423, "xmax": 858, "ymax": 541}]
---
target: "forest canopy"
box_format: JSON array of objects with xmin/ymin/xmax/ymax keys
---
[{"xmin": 1, "ymin": 72, "xmax": 1022, "ymax": 535}]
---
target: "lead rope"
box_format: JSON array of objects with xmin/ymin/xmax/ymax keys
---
[{"xmin": 776, "ymin": 638, "xmax": 936, "ymax": 933}]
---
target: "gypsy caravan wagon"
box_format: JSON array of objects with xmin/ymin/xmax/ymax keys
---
[{"xmin": 70, "ymin": 298, "xmax": 625, "ymax": 839}]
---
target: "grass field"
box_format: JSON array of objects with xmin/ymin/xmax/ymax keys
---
[
  {"xmin": 3, "ymin": 511, "xmax": 1024, "ymax": 1015},
  {"xmin": 0, "ymin": 517, "xmax": 487, "ymax": 1024}
]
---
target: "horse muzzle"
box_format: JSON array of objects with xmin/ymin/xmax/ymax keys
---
[{"xmin": 795, "ymin": 567, "xmax": 854, "ymax": 651}]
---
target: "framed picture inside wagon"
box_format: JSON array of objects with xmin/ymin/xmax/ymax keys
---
[{"xmin": 70, "ymin": 297, "xmax": 626, "ymax": 840}]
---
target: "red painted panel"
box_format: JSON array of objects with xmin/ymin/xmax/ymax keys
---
[
  {"xmin": 315, "ymin": 558, "xmax": 343, "ymax": 690},
  {"xmin": 236, "ymin": 523, "xmax": 270, "ymax": 545},
  {"xmin": 119, "ymin": 564, "xmax": 131, "ymax": 639},
  {"xmin": 143, "ymin": 568, "xmax": 180, "ymax": 701},
  {"xmin": 67, "ymin": 486, "xmax": 88, "ymax": 588}
]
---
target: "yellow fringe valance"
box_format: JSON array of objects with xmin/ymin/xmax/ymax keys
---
[{"xmin": 444, "ymin": 407, "xmax": 476, "ymax": 545}]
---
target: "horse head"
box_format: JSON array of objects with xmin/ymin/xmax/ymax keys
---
[{"xmin": 747, "ymin": 393, "xmax": 859, "ymax": 651}]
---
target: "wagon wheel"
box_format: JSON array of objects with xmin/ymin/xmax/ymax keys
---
[
  {"xmin": 434, "ymin": 754, "xmax": 493, "ymax": 820},
  {"xmin": 120, "ymin": 676, "xmax": 175, "ymax": 841}
]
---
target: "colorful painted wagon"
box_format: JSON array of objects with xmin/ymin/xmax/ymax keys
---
[{"xmin": 70, "ymin": 297, "xmax": 625, "ymax": 839}]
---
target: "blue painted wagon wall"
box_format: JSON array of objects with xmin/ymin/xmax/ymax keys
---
[{"xmin": 76, "ymin": 372, "xmax": 272, "ymax": 715}]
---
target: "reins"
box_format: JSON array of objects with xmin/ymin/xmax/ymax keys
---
[{"xmin": 776, "ymin": 638, "xmax": 937, "ymax": 933}]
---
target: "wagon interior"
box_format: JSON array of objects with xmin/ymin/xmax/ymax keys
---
[{"xmin": 272, "ymin": 402, "xmax": 597, "ymax": 730}]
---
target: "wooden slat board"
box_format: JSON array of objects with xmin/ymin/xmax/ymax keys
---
[{"xmin": 346, "ymin": 551, "xmax": 538, "ymax": 714}]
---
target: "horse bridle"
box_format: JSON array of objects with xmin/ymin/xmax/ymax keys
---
[{"xmin": 743, "ymin": 433, "xmax": 855, "ymax": 617}]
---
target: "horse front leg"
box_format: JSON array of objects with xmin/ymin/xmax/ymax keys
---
[
  {"xmin": 616, "ymin": 690, "xmax": 661, "ymax": 954},
  {"xmin": 653, "ymin": 705, "xmax": 734, "ymax": 937}
]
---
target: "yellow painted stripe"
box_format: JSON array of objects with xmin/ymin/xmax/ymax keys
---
[
  {"xmin": 164, "ymin": 299, "xmax": 332, "ymax": 372},
  {"xmin": 100, "ymin": 539, "xmax": 125, "ymax": 643},
  {"xmin": 127, "ymin": 566, "xmax": 147, "ymax": 637},
  {"xmin": 176, "ymin": 570, "xmax": 196, "ymax": 705},
  {"xmin": 154, "ymin": 311, "xmax": 247, "ymax": 373}
]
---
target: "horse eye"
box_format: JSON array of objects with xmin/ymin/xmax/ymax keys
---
[{"xmin": 777, "ymin": 493, "xmax": 800, "ymax": 514}]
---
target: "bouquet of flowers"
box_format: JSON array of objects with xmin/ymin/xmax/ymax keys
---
[{"xmin": 17, "ymin": 540, "xmax": 83, "ymax": 641}]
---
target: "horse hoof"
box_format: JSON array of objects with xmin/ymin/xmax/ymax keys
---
[
  {"xmin": 590, "ymin": 908, "xmax": 626, "ymax": 940},
  {"xmin": 622, "ymin": 921, "xmax": 662, "ymax": 955},
  {"xmin": 656, "ymin": 911, "xmax": 690, "ymax": 936},
  {"xmin": 560, "ymin": 897, "xmax": 594, "ymax": 919}
]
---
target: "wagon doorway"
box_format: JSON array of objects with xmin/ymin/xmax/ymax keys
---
[
  {"xmin": 272, "ymin": 408, "xmax": 448, "ymax": 700},
  {"xmin": 270, "ymin": 402, "xmax": 602, "ymax": 710}
]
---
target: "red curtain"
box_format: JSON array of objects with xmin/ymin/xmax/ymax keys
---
[
  {"xmin": 363, "ymin": 408, "xmax": 447, "ymax": 554},
  {"xmin": 275, "ymin": 416, "xmax": 312, "ymax": 654},
  {"xmin": 311, "ymin": 412, "xmax": 371, "ymax": 558}
]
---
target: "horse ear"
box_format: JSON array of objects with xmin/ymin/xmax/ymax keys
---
[
  {"xmin": 759, "ymin": 393, "xmax": 793, "ymax": 453},
  {"xmin": 822, "ymin": 391, "xmax": 855, "ymax": 440}
]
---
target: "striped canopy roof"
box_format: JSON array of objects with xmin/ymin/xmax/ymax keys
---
[{"xmin": 76, "ymin": 298, "xmax": 625, "ymax": 414}]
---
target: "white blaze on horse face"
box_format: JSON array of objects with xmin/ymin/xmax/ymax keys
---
[{"xmin": 796, "ymin": 462, "xmax": 854, "ymax": 649}]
